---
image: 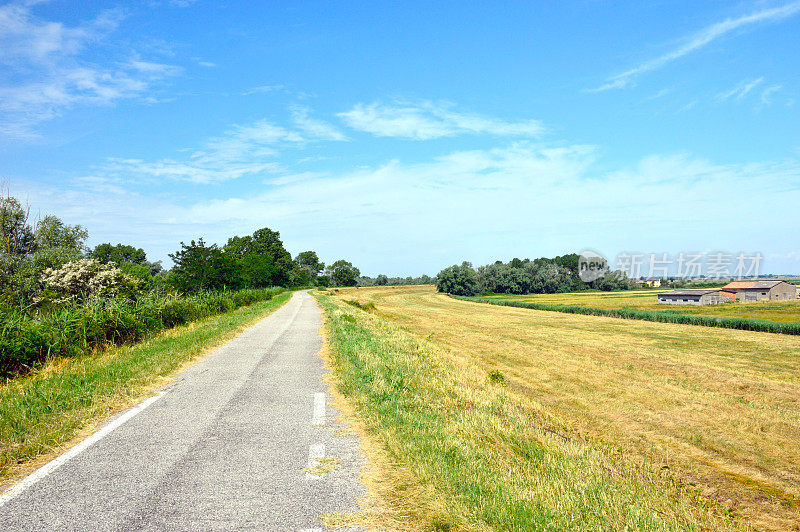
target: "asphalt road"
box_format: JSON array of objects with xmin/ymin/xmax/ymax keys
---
[{"xmin": 0, "ymin": 290, "xmax": 365, "ymax": 531}]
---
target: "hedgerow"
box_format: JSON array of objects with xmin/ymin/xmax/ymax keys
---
[
  {"xmin": 452, "ymin": 295, "xmax": 800, "ymax": 336},
  {"xmin": 0, "ymin": 287, "xmax": 284, "ymax": 376}
]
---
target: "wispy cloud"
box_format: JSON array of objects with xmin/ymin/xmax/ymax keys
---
[
  {"xmin": 717, "ymin": 77, "xmax": 764, "ymax": 101},
  {"xmin": 0, "ymin": 1, "xmax": 180, "ymax": 138},
  {"xmin": 242, "ymin": 84, "xmax": 286, "ymax": 95},
  {"xmin": 760, "ymin": 85, "xmax": 782, "ymax": 106},
  {"xmin": 105, "ymin": 109, "xmax": 346, "ymax": 184},
  {"xmin": 338, "ymin": 101, "xmax": 545, "ymax": 140},
  {"xmin": 290, "ymin": 105, "xmax": 348, "ymax": 141},
  {"xmin": 589, "ymin": 2, "xmax": 800, "ymax": 92}
]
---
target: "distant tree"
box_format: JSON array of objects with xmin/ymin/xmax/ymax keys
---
[
  {"xmin": 326, "ymin": 260, "xmax": 360, "ymax": 287},
  {"xmin": 92, "ymin": 243, "xmax": 147, "ymax": 265},
  {"xmin": 294, "ymin": 251, "xmax": 325, "ymax": 276},
  {"xmin": 375, "ymin": 274, "xmax": 389, "ymax": 286},
  {"xmin": 436, "ymin": 262, "xmax": 478, "ymax": 296}
]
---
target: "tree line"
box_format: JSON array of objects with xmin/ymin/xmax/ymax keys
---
[
  {"xmin": 435, "ymin": 255, "xmax": 631, "ymax": 296},
  {"xmin": 0, "ymin": 192, "xmax": 362, "ymax": 307}
]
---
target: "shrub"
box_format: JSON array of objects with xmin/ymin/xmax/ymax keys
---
[
  {"xmin": 0, "ymin": 287, "xmax": 284, "ymax": 377},
  {"xmin": 39, "ymin": 258, "xmax": 140, "ymax": 303}
]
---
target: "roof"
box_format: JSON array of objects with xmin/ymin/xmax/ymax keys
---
[
  {"xmin": 749, "ymin": 280, "xmax": 791, "ymax": 289},
  {"xmin": 658, "ymin": 289, "xmax": 720, "ymax": 297},
  {"xmin": 721, "ymin": 281, "xmax": 756, "ymax": 290}
]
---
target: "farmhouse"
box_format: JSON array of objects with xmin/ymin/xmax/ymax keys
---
[
  {"xmin": 720, "ymin": 280, "xmax": 797, "ymax": 302},
  {"xmin": 657, "ymin": 289, "xmax": 728, "ymax": 306}
]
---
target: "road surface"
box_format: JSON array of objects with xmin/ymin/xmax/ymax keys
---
[{"xmin": 0, "ymin": 290, "xmax": 365, "ymax": 531}]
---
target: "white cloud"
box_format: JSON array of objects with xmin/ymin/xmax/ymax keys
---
[
  {"xmin": 717, "ymin": 77, "xmax": 764, "ymax": 101},
  {"xmin": 760, "ymin": 85, "xmax": 782, "ymax": 106},
  {"xmin": 104, "ymin": 112, "xmax": 346, "ymax": 184},
  {"xmin": 242, "ymin": 84, "xmax": 286, "ymax": 95},
  {"xmin": 0, "ymin": 2, "xmax": 179, "ymax": 138},
  {"xmin": 290, "ymin": 105, "xmax": 348, "ymax": 141},
  {"xmin": 338, "ymin": 101, "xmax": 545, "ymax": 140},
  {"xmin": 11, "ymin": 140, "xmax": 800, "ymax": 274},
  {"xmin": 589, "ymin": 2, "xmax": 800, "ymax": 92}
]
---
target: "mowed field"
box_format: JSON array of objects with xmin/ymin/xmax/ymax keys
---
[
  {"xmin": 482, "ymin": 288, "xmax": 800, "ymax": 323},
  {"xmin": 331, "ymin": 285, "xmax": 800, "ymax": 531}
]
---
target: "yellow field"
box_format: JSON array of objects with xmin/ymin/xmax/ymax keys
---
[
  {"xmin": 334, "ymin": 285, "xmax": 800, "ymax": 531},
  {"xmin": 484, "ymin": 288, "xmax": 800, "ymax": 322}
]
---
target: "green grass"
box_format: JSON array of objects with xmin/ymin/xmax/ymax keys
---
[
  {"xmin": 0, "ymin": 291, "xmax": 291, "ymax": 480},
  {"xmin": 461, "ymin": 293, "xmax": 800, "ymax": 335},
  {"xmin": 315, "ymin": 291, "xmax": 738, "ymax": 531}
]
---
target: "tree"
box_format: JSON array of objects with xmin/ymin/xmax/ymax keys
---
[
  {"xmin": 375, "ymin": 274, "xmax": 388, "ymax": 286},
  {"xmin": 223, "ymin": 228, "xmax": 293, "ymax": 288},
  {"xmin": 294, "ymin": 251, "xmax": 324, "ymax": 276},
  {"xmin": 0, "ymin": 195, "xmax": 35, "ymax": 255},
  {"xmin": 169, "ymin": 238, "xmax": 234, "ymax": 292},
  {"xmin": 326, "ymin": 260, "xmax": 360, "ymax": 287},
  {"xmin": 34, "ymin": 216, "xmax": 87, "ymax": 254},
  {"xmin": 436, "ymin": 262, "xmax": 478, "ymax": 296},
  {"xmin": 92, "ymin": 243, "xmax": 147, "ymax": 265}
]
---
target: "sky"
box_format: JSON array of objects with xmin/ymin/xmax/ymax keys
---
[{"xmin": 1, "ymin": 0, "xmax": 799, "ymax": 277}]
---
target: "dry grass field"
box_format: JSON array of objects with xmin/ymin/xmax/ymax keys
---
[
  {"xmin": 331, "ymin": 285, "xmax": 800, "ymax": 531},
  {"xmin": 483, "ymin": 288, "xmax": 800, "ymax": 322}
]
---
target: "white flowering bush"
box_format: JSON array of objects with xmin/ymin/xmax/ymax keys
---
[{"xmin": 40, "ymin": 258, "xmax": 140, "ymax": 302}]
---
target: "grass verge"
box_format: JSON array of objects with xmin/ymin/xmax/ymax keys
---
[
  {"xmin": 456, "ymin": 295, "xmax": 800, "ymax": 335},
  {"xmin": 0, "ymin": 290, "xmax": 292, "ymax": 483},
  {"xmin": 314, "ymin": 290, "xmax": 739, "ymax": 531}
]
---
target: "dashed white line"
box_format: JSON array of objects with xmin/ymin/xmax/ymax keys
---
[
  {"xmin": 312, "ymin": 392, "xmax": 326, "ymax": 426},
  {"xmin": 0, "ymin": 392, "xmax": 165, "ymax": 508},
  {"xmin": 305, "ymin": 443, "xmax": 325, "ymax": 480}
]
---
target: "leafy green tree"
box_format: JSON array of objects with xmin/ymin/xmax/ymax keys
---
[
  {"xmin": 92, "ymin": 243, "xmax": 147, "ymax": 265},
  {"xmin": 375, "ymin": 274, "xmax": 388, "ymax": 286},
  {"xmin": 436, "ymin": 262, "xmax": 478, "ymax": 296},
  {"xmin": 326, "ymin": 260, "xmax": 360, "ymax": 287},
  {"xmin": 224, "ymin": 228, "xmax": 292, "ymax": 287},
  {"xmin": 34, "ymin": 216, "xmax": 88, "ymax": 254},
  {"xmin": 0, "ymin": 195, "xmax": 35, "ymax": 255},
  {"xmin": 169, "ymin": 238, "xmax": 235, "ymax": 292},
  {"xmin": 294, "ymin": 251, "xmax": 324, "ymax": 276}
]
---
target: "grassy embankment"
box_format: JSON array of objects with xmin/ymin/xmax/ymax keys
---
[
  {"xmin": 320, "ymin": 285, "xmax": 800, "ymax": 531},
  {"xmin": 315, "ymin": 288, "xmax": 745, "ymax": 531},
  {"xmin": 462, "ymin": 289, "xmax": 800, "ymax": 335},
  {"xmin": 0, "ymin": 290, "xmax": 291, "ymax": 483}
]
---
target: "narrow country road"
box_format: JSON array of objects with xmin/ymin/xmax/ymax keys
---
[{"xmin": 0, "ymin": 291, "xmax": 365, "ymax": 531}]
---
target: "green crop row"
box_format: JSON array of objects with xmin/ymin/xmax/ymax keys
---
[{"xmin": 453, "ymin": 295, "xmax": 800, "ymax": 335}]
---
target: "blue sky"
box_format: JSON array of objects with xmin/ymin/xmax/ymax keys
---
[{"xmin": 1, "ymin": 0, "xmax": 799, "ymax": 276}]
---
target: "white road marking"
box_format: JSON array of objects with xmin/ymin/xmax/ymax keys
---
[
  {"xmin": 0, "ymin": 392, "xmax": 165, "ymax": 508},
  {"xmin": 305, "ymin": 443, "xmax": 325, "ymax": 479},
  {"xmin": 312, "ymin": 392, "xmax": 326, "ymax": 426}
]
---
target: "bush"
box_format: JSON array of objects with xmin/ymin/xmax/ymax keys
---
[{"xmin": 0, "ymin": 287, "xmax": 284, "ymax": 377}]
